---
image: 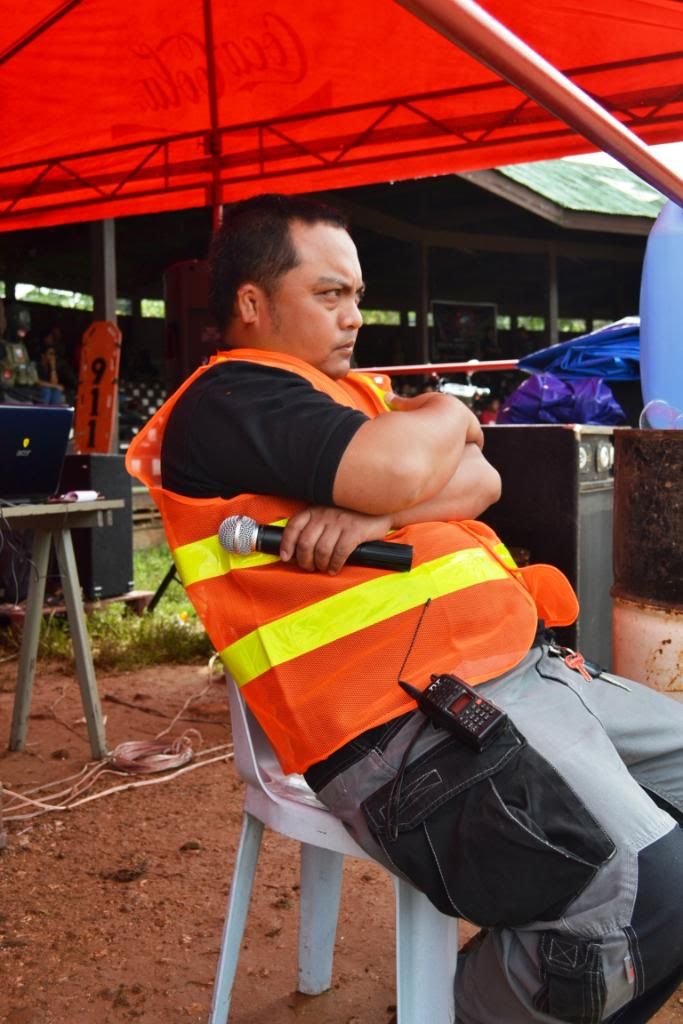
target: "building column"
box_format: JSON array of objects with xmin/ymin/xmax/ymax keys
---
[
  {"xmin": 90, "ymin": 219, "xmax": 119, "ymax": 452},
  {"xmin": 90, "ymin": 219, "xmax": 117, "ymax": 323},
  {"xmin": 416, "ymin": 240, "xmax": 430, "ymax": 364},
  {"xmin": 547, "ymin": 246, "xmax": 559, "ymax": 345}
]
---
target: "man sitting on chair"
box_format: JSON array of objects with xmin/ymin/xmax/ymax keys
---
[{"xmin": 126, "ymin": 193, "xmax": 683, "ymax": 1024}]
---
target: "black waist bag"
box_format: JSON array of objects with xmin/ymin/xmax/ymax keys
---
[{"xmin": 361, "ymin": 721, "xmax": 615, "ymax": 927}]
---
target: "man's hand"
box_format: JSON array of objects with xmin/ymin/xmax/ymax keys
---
[{"xmin": 280, "ymin": 506, "xmax": 392, "ymax": 575}]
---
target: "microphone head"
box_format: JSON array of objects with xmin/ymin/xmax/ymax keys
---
[{"xmin": 218, "ymin": 514, "xmax": 258, "ymax": 554}]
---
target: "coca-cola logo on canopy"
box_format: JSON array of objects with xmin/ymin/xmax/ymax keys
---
[{"xmin": 133, "ymin": 12, "xmax": 308, "ymax": 112}]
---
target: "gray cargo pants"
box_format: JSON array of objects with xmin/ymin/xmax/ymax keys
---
[{"xmin": 313, "ymin": 644, "xmax": 683, "ymax": 1023}]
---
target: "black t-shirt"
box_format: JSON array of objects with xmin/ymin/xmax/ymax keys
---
[{"xmin": 161, "ymin": 360, "xmax": 368, "ymax": 504}]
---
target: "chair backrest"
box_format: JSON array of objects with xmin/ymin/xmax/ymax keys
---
[
  {"xmin": 225, "ymin": 671, "xmax": 325, "ymax": 809},
  {"xmin": 217, "ymin": 679, "xmax": 458, "ymax": 1024},
  {"xmin": 226, "ymin": 671, "xmax": 282, "ymax": 787}
]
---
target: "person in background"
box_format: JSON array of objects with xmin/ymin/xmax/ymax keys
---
[
  {"xmin": 479, "ymin": 397, "xmax": 501, "ymax": 424},
  {"xmin": 35, "ymin": 331, "xmax": 67, "ymax": 404},
  {"xmin": 35, "ymin": 326, "xmax": 77, "ymax": 405}
]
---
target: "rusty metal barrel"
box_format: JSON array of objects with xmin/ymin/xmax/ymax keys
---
[{"xmin": 611, "ymin": 429, "xmax": 683, "ymax": 690}]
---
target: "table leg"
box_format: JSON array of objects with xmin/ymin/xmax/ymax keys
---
[
  {"xmin": 53, "ymin": 528, "xmax": 108, "ymax": 760},
  {"xmin": 9, "ymin": 529, "xmax": 51, "ymax": 751}
]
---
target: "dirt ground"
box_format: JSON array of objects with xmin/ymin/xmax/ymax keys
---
[{"xmin": 1, "ymin": 659, "xmax": 682, "ymax": 1024}]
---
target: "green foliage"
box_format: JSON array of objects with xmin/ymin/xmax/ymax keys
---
[
  {"xmin": 140, "ymin": 298, "xmax": 165, "ymax": 318},
  {"xmin": 14, "ymin": 284, "xmax": 95, "ymax": 311},
  {"xmin": 361, "ymin": 308, "xmax": 401, "ymax": 326},
  {"xmin": 133, "ymin": 542, "xmax": 187, "ymax": 610},
  {"xmin": 558, "ymin": 318, "xmax": 587, "ymax": 334},
  {"xmin": 0, "ymin": 543, "xmax": 215, "ymax": 671}
]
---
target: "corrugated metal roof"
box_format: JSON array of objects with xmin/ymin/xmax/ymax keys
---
[{"xmin": 497, "ymin": 160, "xmax": 666, "ymax": 218}]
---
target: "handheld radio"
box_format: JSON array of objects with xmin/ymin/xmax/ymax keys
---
[{"xmin": 399, "ymin": 673, "xmax": 508, "ymax": 751}]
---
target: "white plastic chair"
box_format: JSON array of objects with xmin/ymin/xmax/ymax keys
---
[{"xmin": 209, "ymin": 674, "xmax": 459, "ymax": 1024}]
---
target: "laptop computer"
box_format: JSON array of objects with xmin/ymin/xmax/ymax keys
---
[{"xmin": 0, "ymin": 404, "xmax": 74, "ymax": 503}]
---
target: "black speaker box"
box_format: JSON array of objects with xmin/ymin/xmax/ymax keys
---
[
  {"xmin": 480, "ymin": 424, "xmax": 615, "ymax": 669},
  {"xmin": 0, "ymin": 527, "xmax": 32, "ymax": 604},
  {"xmin": 59, "ymin": 454, "xmax": 134, "ymax": 599},
  {"xmin": 163, "ymin": 259, "xmax": 220, "ymax": 392}
]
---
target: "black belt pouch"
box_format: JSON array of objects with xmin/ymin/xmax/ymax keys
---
[{"xmin": 361, "ymin": 721, "xmax": 615, "ymax": 927}]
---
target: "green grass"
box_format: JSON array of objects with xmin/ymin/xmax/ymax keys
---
[{"xmin": 1, "ymin": 543, "xmax": 215, "ymax": 671}]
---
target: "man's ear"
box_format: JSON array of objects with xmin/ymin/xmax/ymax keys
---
[{"xmin": 235, "ymin": 282, "xmax": 263, "ymax": 324}]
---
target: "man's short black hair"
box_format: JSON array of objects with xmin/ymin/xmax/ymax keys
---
[{"xmin": 208, "ymin": 193, "xmax": 348, "ymax": 333}]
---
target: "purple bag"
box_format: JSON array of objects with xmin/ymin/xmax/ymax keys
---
[{"xmin": 497, "ymin": 373, "xmax": 627, "ymax": 425}]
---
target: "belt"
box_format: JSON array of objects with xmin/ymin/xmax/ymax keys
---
[{"xmin": 304, "ymin": 710, "xmax": 414, "ymax": 793}]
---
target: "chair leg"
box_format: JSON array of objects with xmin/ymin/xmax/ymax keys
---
[
  {"xmin": 297, "ymin": 842, "xmax": 345, "ymax": 995},
  {"xmin": 394, "ymin": 877, "xmax": 459, "ymax": 1024},
  {"xmin": 209, "ymin": 812, "xmax": 265, "ymax": 1024}
]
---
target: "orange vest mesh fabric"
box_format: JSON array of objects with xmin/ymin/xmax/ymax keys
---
[{"xmin": 126, "ymin": 349, "xmax": 578, "ymax": 773}]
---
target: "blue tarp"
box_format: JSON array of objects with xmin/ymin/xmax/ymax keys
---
[
  {"xmin": 517, "ymin": 317, "xmax": 640, "ymax": 381},
  {"xmin": 497, "ymin": 373, "xmax": 627, "ymax": 425}
]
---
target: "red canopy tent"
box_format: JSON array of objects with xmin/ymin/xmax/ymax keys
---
[{"xmin": 0, "ymin": 0, "xmax": 682, "ymax": 233}]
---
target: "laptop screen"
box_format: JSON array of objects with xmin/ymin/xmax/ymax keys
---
[{"xmin": 0, "ymin": 404, "xmax": 74, "ymax": 503}]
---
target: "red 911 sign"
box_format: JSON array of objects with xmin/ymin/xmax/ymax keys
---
[{"xmin": 74, "ymin": 321, "xmax": 122, "ymax": 453}]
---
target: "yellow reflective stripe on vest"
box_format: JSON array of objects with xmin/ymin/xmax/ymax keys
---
[
  {"xmin": 173, "ymin": 521, "xmax": 287, "ymax": 585},
  {"xmin": 494, "ymin": 543, "xmax": 517, "ymax": 569},
  {"xmin": 221, "ymin": 547, "xmax": 510, "ymax": 686},
  {"xmin": 359, "ymin": 375, "xmax": 392, "ymax": 409}
]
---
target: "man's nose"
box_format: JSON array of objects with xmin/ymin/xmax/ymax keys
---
[{"xmin": 341, "ymin": 301, "xmax": 363, "ymax": 330}]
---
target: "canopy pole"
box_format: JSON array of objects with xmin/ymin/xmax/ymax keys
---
[
  {"xmin": 0, "ymin": 0, "xmax": 83, "ymax": 66},
  {"xmin": 202, "ymin": 0, "xmax": 223, "ymax": 231},
  {"xmin": 395, "ymin": 0, "xmax": 683, "ymax": 206}
]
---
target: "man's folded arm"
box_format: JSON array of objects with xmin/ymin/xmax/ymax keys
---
[
  {"xmin": 388, "ymin": 443, "xmax": 501, "ymax": 527},
  {"xmin": 332, "ymin": 390, "xmax": 487, "ymax": 515},
  {"xmin": 280, "ymin": 444, "xmax": 500, "ymax": 574},
  {"xmin": 281, "ymin": 392, "xmax": 502, "ymax": 574}
]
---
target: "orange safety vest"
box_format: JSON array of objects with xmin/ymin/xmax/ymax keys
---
[{"xmin": 126, "ymin": 348, "xmax": 578, "ymax": 773}]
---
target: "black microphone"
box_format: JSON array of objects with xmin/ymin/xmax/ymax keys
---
[{"xmin": 218, "ymin": 514, "xmax": 413, "ymax": 572}]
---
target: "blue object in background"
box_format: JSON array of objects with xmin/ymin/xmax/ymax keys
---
[
  {"xmin": 639, "ymin": 399, "xmax": 683, "ymax": 430},
  {"xmin": 639, "ymin": 200, "xmax": 683, "ymax": 414},
  {"xmin": 497, "ymin": 373, "xmax": 627, "ymax": 426},
  {"xmin": 518, "ymin": 318, "xmax": 640, "ymax": 381}
]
